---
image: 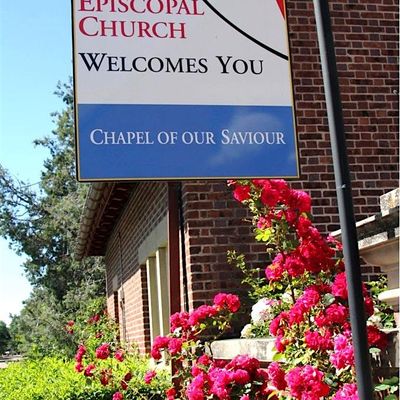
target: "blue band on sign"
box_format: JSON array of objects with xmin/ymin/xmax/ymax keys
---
[{"xmin": 77, "ymin": 104, "xmax": 298, "ymax": 180}]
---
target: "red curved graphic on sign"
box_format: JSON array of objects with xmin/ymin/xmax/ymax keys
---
[
  {"xmin": 276, "ymin": 0, "xmax": 285, "ymax": 19},
  {"xmin": 201, "ymin": 0, "xmax": 288, "ymax": 60}
]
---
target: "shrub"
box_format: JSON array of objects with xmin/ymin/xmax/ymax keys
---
[
  {"xmin": 68, "ymin": 300, "xmax": 170, "ymax": 400},
  {"xmin": 2, "ymin": 299, "xmax": 169, "ymax": 400},
  {"xmin": 0, "ymin": 357, "xmax": 84, "ymax": 400},
  {"xmin": 0, "ymin": 356, "xmax": 168, "ymax": 400}
]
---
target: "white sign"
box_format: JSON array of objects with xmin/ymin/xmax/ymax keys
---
[{"xmin": 72, "ymin": 0, "xmax": 298, "ymax": 180}]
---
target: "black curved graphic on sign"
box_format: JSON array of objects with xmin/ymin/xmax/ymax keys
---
[{"xmin": 202, "ymin": 0, "xmax": 288, "ymax": 61}]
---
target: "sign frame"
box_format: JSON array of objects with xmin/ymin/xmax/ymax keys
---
[{"xmin": 71, "ymin": 0, "xmax": 299, "ymax": 181}]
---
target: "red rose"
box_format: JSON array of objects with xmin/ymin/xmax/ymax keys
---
[
  {"xmin": 100, "ymin": 370, "xmax": 110, "ymax": 386},
  {"xmin": 367, "ymin": 325, "xmax": 388, "ymax": 350},
  {"xmin": 84, "ymin": 364, "xmax": 95, "ymax": 377},
  {"xmin": 124, "ymin": 372, "xmax": 133, "ymax": 382},
  {"xmin": 267, "ymin": 362, "xmax": 287, "ymax": 390},
  {"xmin": 166, "ymin": 387, "xmax": 176, "ymax": 400},
  {"xmin": 364, "ymin": 297, "xmax": 374, "ymax": 317},
  {"xmin": 233, "ymin": 185, "xmax": 251, "ymax": 202},
  {"xmin": 95, "ymin": 343, "xmax": 110, "ymax": 359},
  {"xmin": 88, "ymin": 314, "xmax": 100, "ymax": 324},
  {"xmin": 75, "ymin": 345, "xmax": 86, "ymax": 362},
  {"xmin": 114, "ymin": 349, "xmax": 124, "ymax": 362}
]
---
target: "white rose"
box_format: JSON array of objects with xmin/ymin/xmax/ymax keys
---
[
  {"xmin": 281, "ymin": 292, "xmax": 293, "ymax": 304},
  {"xmin": 241, "ymin": 324, "xmax": 253, "ymax": 338},
  {"xmin": 367, "ymin": 313, "xmax": 382, "ymax": 328},
  {"xmin": 251, "ymin": 298, "xmax": 276, "ymax": 324}
]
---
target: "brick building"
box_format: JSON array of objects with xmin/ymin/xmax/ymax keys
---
[{"xmin": 75, "ymin": 0, "xmax": 399, "ymax": 353}]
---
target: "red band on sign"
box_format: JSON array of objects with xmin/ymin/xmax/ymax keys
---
[{"xmin": 276, "ymin": 0, "xmax": 285, "ymax": 19}]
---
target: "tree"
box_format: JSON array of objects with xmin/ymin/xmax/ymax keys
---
[
  {"xmin": 0, "ymin": 321, "xmax": 11, "ymax": 354},
  {"xmin": 0, "ymin": 80, "xmax": 105, "ymax": 357}
]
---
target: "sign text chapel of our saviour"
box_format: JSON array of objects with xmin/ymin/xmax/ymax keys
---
[{"xmin": 72, "ymin": 0, "xmax": 299, "ymax": 180}]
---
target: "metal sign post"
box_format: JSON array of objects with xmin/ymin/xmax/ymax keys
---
[{"xmin": 312, "ymin": 1, "xmax": 374, "ymax": 398}]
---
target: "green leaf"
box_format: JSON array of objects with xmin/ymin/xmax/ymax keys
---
[
  {"xmin": 369, "ymin": 347, "xmax": 381, "ymax": 355},
  {"xmin": 323, "ymin": 293, "xmax": 336, "ymax": 306},
  {"xmin": 384, "ymin": 376, "xmax": 399, "ymax": 385},
  {"xmin": 255, "ymin": 228, "xmax": 273, "ymax": 242},
  {"xmin": 325, "ymin": 376, "xmax": 334, "ymax": 386},
  {"xmin": 375, "ymin": 384, "xmax": 391, "ymax": 391},
  {"xmin": 272, "ymin": 352, "xmax": 284, "ymax": 362},
  {"xmin": 384, "ymin": 395, "xmax": 398, "ymax": 400}
]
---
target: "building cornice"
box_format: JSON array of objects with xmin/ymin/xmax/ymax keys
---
[{"xmin": 75, "ymin": 182, "xmax": 135, "ymax": 260}]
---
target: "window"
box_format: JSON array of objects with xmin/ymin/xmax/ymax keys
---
[
  {"xmin": 146, "ymin": 248, "xmax": 170, "ymax": 341},
  {"xmin": 138, "ymin": 216, "xmax": 170, "ymax": 343}
]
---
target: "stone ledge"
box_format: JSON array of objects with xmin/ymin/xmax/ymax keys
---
[
  {"xmin": 379, "ymin": 289, "xmax": 400, "ymax": 307},
  {"xmin": 211, "ymin": 338, "xmax": 277, "ymax": 363},
  {"xmin": 211, "ymin": 333, "xmax": 399, "ymax": 368},
  {"xmin": 380, "ymin": 188, "xmax": 399, "ymax": 216},
  {"xmin": 331, "ymin": 207, "xmax": 399, "ymax": 244},
  {"xmin": 331, "ymin": 188, "xmax": 399, "ymax": 244}
]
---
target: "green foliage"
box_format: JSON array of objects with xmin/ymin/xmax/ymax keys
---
[
  {"xmin": 0, "ymin": 356, "xmax": 169, "ymax": 400},
  {"xmin": 0, "ymin": 357, "xmax": 83, "ymax": 400},
  {"xmin": 366, "ymin": 276, "xmax": 396, "ymax": 329},
  {"xmin": 227, "ymin": 250, "xmax": 270, "ymax": 301},
  {"xmin": 0, "ymin": 321, "xmax": 11, "ymax": 354},
  {"xmin": 0, "ymin": 80, "xmax": 106, "ymax": 357},
  {"xmin": 0, "ymin": 297, "xmax": 169, "ymax": 399},
  {"xmin": 70, "ymin": 299, "xmax": 170, "ymax": 399},
  {"xmin": 374, "ymin": 376, "xmax": 399, "ymax": 400},
  {"xmin": 8, "ymin": 288, "xmax": 79, "ymax": 358}
]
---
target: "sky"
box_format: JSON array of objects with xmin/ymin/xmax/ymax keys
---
[{"xmin": 0, "ymin": 1, "xmax": 73, "ymax": 325}]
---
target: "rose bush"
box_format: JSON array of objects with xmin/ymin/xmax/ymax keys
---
[
  {"xmin": 147, "ymin": 292, "xmax": 278, "ymax": 399},
  {"xmin": 147, "ymin": 179, "xmax": 391, "ymax": 399},
  {"xmin": 70, "ymin": 300, "xmax": 169, "ymax": 399},
  {"xmin": 229, "ymin": 179, "xmax": 389, "ymax": 398}
]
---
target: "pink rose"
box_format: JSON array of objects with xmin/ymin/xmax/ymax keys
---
[
  {"xmin": 74, "ymin": 362, "xmax": 84, "ymax": 373},
  {"xmin": 168, "ymin": 338, "xmax": 183, "ymax": 355},
  {"xmin": 332, "ymin": 383, "xmax": 358, "ymax": 399},
  {"xmin": 112, "ymin": 392, "xmax": 123, "ymax": 400},
  {"xmin": 144, "ymin": 370, "xmax": 157, "ymax": 384},
  {"xmin": 213, "ymin": 293, "xmax": 240, "ymax": 313}
]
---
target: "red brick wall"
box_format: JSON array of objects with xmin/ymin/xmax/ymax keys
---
[
  {"xmin": 180, "ymin": 181, "xmax": 263, "ymax": 312},
  {"xmin": 105, "ymin": 182, "xmax": 168, "ymax": 353},
  {"xmin": 291, "ymin": 0, "xmax": 399, "ymax": 279},
  {"xmin": 289, "ymin": 0, "xmax": 398, "ymax": 224}
]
